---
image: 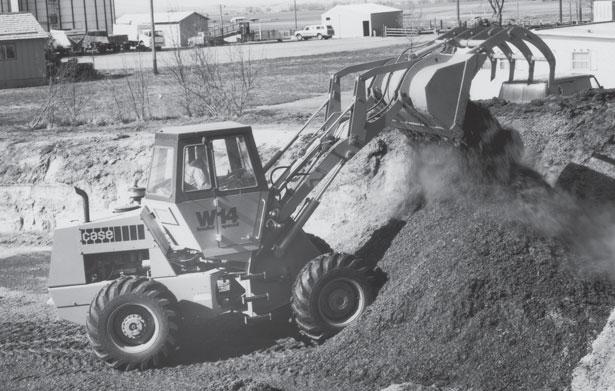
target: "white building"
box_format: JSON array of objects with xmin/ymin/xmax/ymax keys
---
[
  {"xmin": 114, "ymin": 11, "xmax": 208, "ymax": 48},
  {"xmin": 593, "ymin": 1, "xmax": 615, "ymax": 22},
  {"xmin": 321, "ymin": 3, "xmax": 402, "ymax": 38},
  {"xmin": 467, "ymin": 23, "xmax": 615, "ymax": 99},
  {"xmin": 535, "ymin": 22, "xmax": 615, "ymax": 88}
]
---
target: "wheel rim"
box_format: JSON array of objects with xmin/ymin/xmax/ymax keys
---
[
  {"xmin": 318, "ymin": 277, "xmax": 366, "ymax": 328},
  {"xmin": 107, "ymin": 303, "xmax": 160, "ymax": 354}
]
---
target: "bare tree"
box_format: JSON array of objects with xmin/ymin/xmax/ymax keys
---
[
  {"xmin": 168, "ymin": 46, "xmax": 195, "ymax": 117},
  {"xmin": 121, "ymin": 54, "xmax": 153, "ymax": 122},
  {"xmin": 166, "ymin": 44, "xmax": 258, "ymax": 119},
  {"xmin": 487, "ymin": 0, "xmax": 505, "ymax": 25},
  {"xmin": 31, "ymin": 61, "xmax": 92, "ymax": 128}
]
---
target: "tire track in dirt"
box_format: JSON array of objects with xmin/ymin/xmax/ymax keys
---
[{"xmin": 0, "ymin": 320, "xmax": 98, "ymax": 372}]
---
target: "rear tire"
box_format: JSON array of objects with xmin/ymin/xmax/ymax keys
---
[
  {"xmin": 86, "ymin": 276, "xmax": 180, "ymax": 370},
  {"xmin": 291, "ymin": 253, "xmax": 374, "ymax": 341}
]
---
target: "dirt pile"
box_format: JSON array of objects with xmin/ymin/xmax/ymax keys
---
[
  {"xmin": 304, "ymin": 101, "xmax": 615, "ymax": 390},
  {"xmin": 305, "ymin": 129, "xmax": 425, "ymax": 252},
  {"xmin": 307, "ymin": 168, "xmax": 615, "ymax": 390}
]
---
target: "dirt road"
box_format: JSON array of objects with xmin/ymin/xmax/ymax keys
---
[{"xmin": 73, "ymin": 37, "xmax": 414, "ymax": 71}]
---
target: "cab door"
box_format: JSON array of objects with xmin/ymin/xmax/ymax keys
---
[{"xmin": 210, "ymin": 133, "xmax": 268, "ymax": 250}]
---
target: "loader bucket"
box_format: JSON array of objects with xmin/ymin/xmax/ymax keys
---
[{"xmin": 408, "ymin": 51, "xmax": 487, "ymax": 132}]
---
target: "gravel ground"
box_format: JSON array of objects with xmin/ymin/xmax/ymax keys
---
[{"xmin": 74, "ymin": 37, "xmax": 414, "ymax": 71}]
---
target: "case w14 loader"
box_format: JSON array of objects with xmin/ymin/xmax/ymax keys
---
[{"xmin": 48, "ymin": 22, "xmax": 600, "ymax": 370}]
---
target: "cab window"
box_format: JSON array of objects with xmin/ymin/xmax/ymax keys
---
[
  {"xmin": 212, "ymin": 135, "xmax": 257, "ymax": 191},
  {"xmin": 183, "ymin": 144, "xmax": 212, "ymax": 192},
  {"xmin": 147, "ymin": 146, "xmax": 174, "ymax": 197}
]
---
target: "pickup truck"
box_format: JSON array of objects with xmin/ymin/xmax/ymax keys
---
[{"xmin": 294, "ymin": 25, "xmax": 334, "ymax": 40}]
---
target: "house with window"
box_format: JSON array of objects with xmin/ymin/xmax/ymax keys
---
[
  {"xmin": 0, "ymin": 12, "xmax": 49, "ymax": 89},
  {"xmin": 535, "ymin": 22, "xmax": 615, "ymax": 88},
  {"xmin": 469, "ymin": 22, "xmax": 615, "ymax": 99}
]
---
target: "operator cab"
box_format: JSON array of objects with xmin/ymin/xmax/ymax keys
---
[{"xmin": 143, "ymin": 122, "xmax": 269, "ymax": 257}]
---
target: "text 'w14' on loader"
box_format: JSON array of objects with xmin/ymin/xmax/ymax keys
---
[{"xmin": 47, "ymin": 22, "xmax": 600, "ymax": 370}]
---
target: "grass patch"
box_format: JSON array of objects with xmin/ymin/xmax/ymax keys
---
[{"xmin": 0, "ymin": 44, "xmax": 406, "ymax": 131}]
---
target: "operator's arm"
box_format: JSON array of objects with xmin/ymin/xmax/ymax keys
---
[
  {"xmin": 186, "ymin": 162, "xmax": 210, "ymax": 190},
  {"xmin": 192, "ymin": 166, "xmax": 209, "ymax": 189}
]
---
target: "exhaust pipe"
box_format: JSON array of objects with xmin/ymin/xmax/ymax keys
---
[{"xmin": 74, "ymin": 187, "xmax": 90, "ymax": 223}]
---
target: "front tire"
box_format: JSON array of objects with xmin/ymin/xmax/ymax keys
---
[
  {"xmin": 86, "ymin": 276, "xmax": 180, "ymax": 370},
  {"xmin": 296, "ymin": 34, "xmax": 303, "ymax": 41},
  {"xmin": 292, "ymin": 253, "xmax": 374, "ymax": 341},
  {"xmin": 317, "ymin": 33, "xmax": 323, "ymax": 40}
]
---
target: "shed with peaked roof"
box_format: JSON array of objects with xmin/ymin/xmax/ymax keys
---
[
  {"xmin": 0, "ymin": 12, "xmax": 49, "ymax": 89},
  {"xmin": 114, "ymin": 11, "xmax": 209, "ymax": 48},
  {"xmin": 321, "ymin": 3, "xmax": 402, "ymax": 38}
]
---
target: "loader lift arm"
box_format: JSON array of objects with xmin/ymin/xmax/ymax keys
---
[{"xmin": 262, "ymin": 22, "xmax": 559, "ymax": 256}]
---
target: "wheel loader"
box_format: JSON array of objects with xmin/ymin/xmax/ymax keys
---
[{"xmin": 48, "ymin": 21, "xmax": 601, "ymax": 370}]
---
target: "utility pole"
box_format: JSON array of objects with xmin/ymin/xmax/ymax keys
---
[
  {"xmin": 219, "ymin": 3, "xmax": 224, "ymax": 35},
  {"xmin": 456, "ymin": 0, "xmax": 460, "ymax": 26},
  {"xmin": 149, "ymin": 0, "xmax": 157, "ymax": 75},
  {"xmin": 559, "ymin": 0, "xmax": 563, "ymax": 23},
  {"xmin": 578, "ymin": 0, "xmax": 582, "ymax": 22},
  {"xmin": 294, "ymin": 0, "xmax": 298, "ymax": 31}
]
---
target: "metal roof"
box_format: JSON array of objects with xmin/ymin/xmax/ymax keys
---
[
  {"xmin": 0, "ymin": 12, "xmax": 49, "ymax": 41},
  {"xmin": 157, "ymin": 122, "xmax": 250, "ymax": 138},
  {"xmin": 323, "ymin": 3, "xmax": 402, "ymax": 15},
  {"xmin": 115, "ymin": 11, "xmax": 208, "ymax": 26}
]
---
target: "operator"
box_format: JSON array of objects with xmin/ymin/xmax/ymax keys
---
[{"xmin": 185, "ymin": 154, "xmax": 211, "ymax": 190}]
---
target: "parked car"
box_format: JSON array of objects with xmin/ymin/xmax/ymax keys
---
[{"xmin": 294, "ymin": 25, "xmax": 334, "ymax": 40}]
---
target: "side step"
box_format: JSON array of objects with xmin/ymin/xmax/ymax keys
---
[
  {"xmin": 243, "ymin": 313, "xmax": 273, "ymax": 324},
  {"xmin": 220, "ymin": 272, "xmax": 267, "ymax": 281},
  {"xmin": 242, "ymin": 293, "xmax": 269, "ymax": 304}
]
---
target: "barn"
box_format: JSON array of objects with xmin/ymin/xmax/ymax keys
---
[
  {"xmin": 0, "ymin": 12, "xmax": 48, "ymax": 89},
  {"xmin": 321, "ymin": 3, "xmax": 402, "ymax": 38},
  {"xmin": 114, "ymin": 11, "xmax": 208, "ymax": 48}
]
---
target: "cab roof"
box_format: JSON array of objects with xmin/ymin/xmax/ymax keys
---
[{"xmin": 155, "ymin": 121, "xmax": 251, "ymax": 141}]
